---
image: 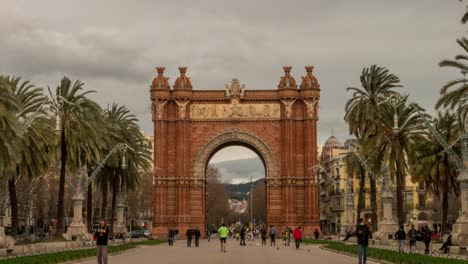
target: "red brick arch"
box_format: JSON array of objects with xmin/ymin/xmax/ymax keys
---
[{"xmin": 150, "ymin": 66, "xmax": 321, "ymax": 237}]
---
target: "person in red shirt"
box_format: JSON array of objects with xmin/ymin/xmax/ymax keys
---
[{"xmin": 293, "ymin": 226, "xmax": 303, "ymax": 249}]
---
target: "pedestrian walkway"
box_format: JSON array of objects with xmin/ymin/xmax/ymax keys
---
[{"xmin": 76, "ymin": 238, "xmax": 378, "ymax": 264}]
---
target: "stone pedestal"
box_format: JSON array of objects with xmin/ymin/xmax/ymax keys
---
[
  {"xmin": 113, "ymin": 202, "xmax": 128, "ymax": 238},
  {"xmin": 452, "ymin": 168, "xmax": 468, "ymax": 246},
  {"xmin": 64, "ymin": 193, "xmax": 91, "ymax": 241},
  {"xmin": 0, "ymin": 226, "xmax": 14, "ymax": 250},
  {"xmin": 375, "ymin": 191, "xmax": 397, "ymax": 240}
]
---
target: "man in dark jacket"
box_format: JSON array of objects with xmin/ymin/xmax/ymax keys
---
[
  {"xmin": 356, "ymin": 218, "xmax": 372, "ymax": 264},
  {"xmin": 186, "ymin": 228, "xmax": 193, "ymax": 247},
  {"xmin": 422, "ymin": 226, "xmax": 432, "ymax": 255},
  {"xmin": 168, "ymin": 227, "xmax": 175, "ymax": 246},
  {"xmin": 240, "ymin": 226, "xmax": 247, "ymax": 246},
  {"xmin": 94, "ymin": 220, "xmax": 110, "ymax": 264},
  {"xmin": 408, "ymin": 225, "xmax": 416, "ymax": 253},
  {"xmin": 395, "ymin": 226, "xmax": 406, "ymax": 252},
  {"xmin": 194, "ymin": 227, "xmax": 201, "ymax": 247}
]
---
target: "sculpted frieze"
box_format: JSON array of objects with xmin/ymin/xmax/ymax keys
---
[{"xmin": 190, "ymin": 102, "xmax": 280, "ymax": 120}]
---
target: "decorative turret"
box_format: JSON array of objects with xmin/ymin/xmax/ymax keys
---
[
  {"xmin": 173, "ymin": 66, "xmax": 193, "ymax": 90},
  {"xmin": 300, "ymin": 65, "xmax": 320, "ymax": 90},
  {"xmin": 277, "ymin": 66, "xmax": 297, "ymax": 89},
  {"xmin": 150, "ymin": 67, "xmax": 170, "ymax": 90}
]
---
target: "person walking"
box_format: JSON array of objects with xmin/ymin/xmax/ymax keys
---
[
  {"xmin": 95, "ymin": 220, "xmax": 109, "ymax": 264},
  {"xmin": 186, "ymin": 228, "xmax": 193, "ymax": 247},
  {"xmin": 314, "ymin": 228, "xmax": 320, "ymax": 240},
  {"xmin": 408, "ymin": 225, "xmax": 416, "ymax": 253},
  {"xmin": 293, "ymin": 226, "xmax": 303, "ymax": 250},
  {"xmin": 269, "ymin": 225, "xmax": 277, "ymax": 246},
  {"xmin": 260, "ymin": 225, "xmax": 267, "ymax": 245},
  {"xmin": 440, "ymin": 229, "xmax": 452, "ymax": 254},
  {"xmin": 194, "ymin": 227, "xmax": 201, "ymax": 247},
  {"xmin": 168, "ymin": 227, "xmax": 175, "ymax": 246},
  {"xmin": 218, "ymin": 223, "xmax": 229, "ymax": 253},
  {"xmin": 356, "ymin": 218, "xmax": 372, "ymax": 264},
  {"xmin": 395, "ymin": 226, "xmax": 406, "ymax": 252},
  {"xmin": 422, "ymin": 226, "xmax": 432, "ymax": 255},
  {"xmin": 240, "ymin": 226, "xmax": 247, "ymax": 246},
  {"xmin": 207, "ymin": 228, "xmax": 211, "ymax": 242}
]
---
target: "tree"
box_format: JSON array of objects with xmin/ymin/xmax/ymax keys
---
[
  {"xmin": 51, "ymin": 77, "xmax": 100, "ymax": 237},
  {"xmin": 0, "ymin": 76, "xmax": 53, "ymax": 237},
  {"xmin": 437, "ymin": 38, "xmax": 468, "ymax": 129},
  {"xmin": 95, "ymin": 104, "xmax": 151, "ymax": 233},
  {"xmin": 409, "ymin": 112, "xmax": 460, "ymax": 233},
  {"xmin": 343, "ymin": 140, "xmax": 366, "ymax": 229},
  {"xmin": 246, "ymin": 180, "xmax": 266, "ymax": 225},
  {"xmin": 205, "ymin": 166, "xmax": 230, "ymax": 226},
  {"xmin": 367, "ymin": 100, "xmax": 427, "ymax": 226},
  {"xmin": 344, "ymin": 65, "xmax": 402, "ymax": 230}
]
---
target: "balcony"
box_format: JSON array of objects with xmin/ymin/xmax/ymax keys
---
[{"xmin": 330, "ymin": 195, "xmax": 344, "ymax": 212}]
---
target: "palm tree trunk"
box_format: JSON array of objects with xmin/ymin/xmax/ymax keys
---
[
  {"xmin": 356, "ymin": 166, "xmax": 366, "ymax": 229},
  {"xmin": 8, "ymin": 177, "xmax": 18, "ymax": 238},
  {"xmin": 100, "ymin": 182, "xmax": 108, "ymax": 220},
  {"xmin": 396, "ymin": 167, "xmax": 405, "ymax": 226},
  {"xmin": 55, "ymin": 127, "xmax": 67, "ymax": 238},
  {"xmin": 441, "ymin": 192, "xmax": 449, "ymax": 234},
  {"xmin": 369, "ymin": 173, "xmax": 378, "ymax": 232},
  {"xmin": 86, "ymin": 166, "xmax": 93, "ymax": 233}
]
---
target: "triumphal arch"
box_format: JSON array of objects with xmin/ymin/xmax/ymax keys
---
[{"xmin": 150, "ymin": 66, "xmax": 320, "ymax": 237}]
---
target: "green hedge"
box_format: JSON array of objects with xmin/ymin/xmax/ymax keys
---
[
  {"xmin": 324, "ymin": 242, "xmax": 468, "ymax": 264},
  {"xmin": 0, "ymin": 240, "xmax": 164, "ymax": 264},
  {"xmin": 302, "ymin": 239, "xmax": 341, "ymax": 245}
]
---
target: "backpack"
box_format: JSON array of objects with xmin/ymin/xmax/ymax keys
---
[{"xmin": 270, "ymin": 228, "xmax": 276, "ymax": 235}]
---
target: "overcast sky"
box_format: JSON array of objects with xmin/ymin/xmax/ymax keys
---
[{"xmin": 1, "ymin": 0, "xmax": 466, "ymax": 162}]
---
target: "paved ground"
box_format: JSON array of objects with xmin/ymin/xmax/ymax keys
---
[{"xmin": 77, "ymin": 238, "xmax": 377, "ymax": 264}]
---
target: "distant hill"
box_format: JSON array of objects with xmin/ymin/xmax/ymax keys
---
[{"xmin": 224, "ymin": 179, "xmax": 264, "ymax": 200}]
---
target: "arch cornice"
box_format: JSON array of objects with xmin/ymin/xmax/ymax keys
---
[{"xmin": 192, "ymin": 129, "xmax": 278, "ymax": 179}]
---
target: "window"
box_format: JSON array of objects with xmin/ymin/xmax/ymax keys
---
[
  {"xmin": 404, "ymin": 193, "xmax": 413, "ymax": 206},
  {"xmin": 418, "ymin": 194, "xmax": 426, "ymax": 208},
  {"xmin": 418, "ymin": 182, "xmax": 425, "ymax": 191}
]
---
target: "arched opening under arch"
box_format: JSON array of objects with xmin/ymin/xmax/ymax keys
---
[{"xmin": 205, "ymin": 144, "xmax": 267, "ymax": 232}]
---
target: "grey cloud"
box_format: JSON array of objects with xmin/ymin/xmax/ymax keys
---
[{"xmin": 0, "ymin": 0, "xmax": 466, "ymax": 145}]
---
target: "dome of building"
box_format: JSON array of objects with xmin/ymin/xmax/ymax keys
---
[
  {"xmin": 151, "ymin": 67, "xmax": 170, "ymax": 90},
  {"xmin": 277, "ymin": 66, "xmax": 297, "ymax": 89},
  {"xmin": 323, "ymin": 136, "xmax": 343, "ymax": 148},
  {"xmin": 173, "ymin": 66, "xmax": 193, "ymax": 90},
  {"xmin": 299, "ymin": 65, "xmax": 319, "ymax": 90}
]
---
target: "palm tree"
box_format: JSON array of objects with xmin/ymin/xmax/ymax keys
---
[
  {"xmin": 367, "ymin": 100, "xmax": 428, "ymax": 226},
  {"xmin": 95, "ymin": 104, "xmax": 151, "ymax": 233},
  {"xmin": 343, "ymin": 140, "xmax": 366, "ymax": 229},
  {"xmin": 409, "ymin": 112, "xmax": 460, "ymax": 233},
  {"xmin": 344, "ymin": 65, "xmax": 402, "ymax": 230},
  {"xmin": 437, "ymin": 38, "xmax": 468, "ymax": 129},
  {"xmin": 461, "ymin": 0, "xmax": 468, "ymax": 24},
  {"xmin": 51, "ymin": 77, "xmax": 100, "ymax": 238},
  {"xmin": 0, "ymin": 78, "xmax": 19, "ymax": 174},
  {"xmin": 0, "ymin": 76, "xmax": 53, "ymax": 237}
]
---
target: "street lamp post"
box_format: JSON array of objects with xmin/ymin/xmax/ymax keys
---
[
  {"xmin": 250, "ymin": 176, "xmax": 253, "ymax": 228},
  {"xmin": 65, "ymin": 143, "xmax": 131, "ymax": 241}
]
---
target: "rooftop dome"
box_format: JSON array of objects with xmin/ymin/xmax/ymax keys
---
[
  {"xmin": 150, "ymin": 67, "xmax": 170, "ymax": 90},
  {"xmin": 173, "ymin": 66, "xmax": 193, "ymax": 90},
  {"xmin": 277, "ymin": 66, "xmax": 297, "ymax": 89},
  {"xmin": 324, "ymin": 136, "xmax": 343, "ymax": 148},
  {"xmin": 299, "ymin": 65, "xmax": 319, "ymax": 90}
]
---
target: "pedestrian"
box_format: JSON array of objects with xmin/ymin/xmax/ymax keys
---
[
  {"xmin": 261, "ymin": 225, "xmax": 267, "ymax": 245},
  {"xmin": 207, "ymin": 228, "xmax": 211, "ymax": 242},
  {"xmin": 356, "ymin": 218, "xmax": 372, "ymax": 264},
  {"xmin": 314, "ymin": 228, "xmax": 320, "ymax": 240},
  {"xmin": 422, "ymin": 226, "xmax": 432, "ymax": 255},
  {"xmin": 408, "ymin": 225, "xmax": 416, "ymax": 253},
  {"xmin": 94, "ymin": 220, "xmax": 109, "ymax": 264},
  {"xmin": 287, "ymin": 227, "xmax": 292, "ymax": 246},
  {"xmin": 240, "ymin": 226, "xmax": 246, "ymax": 246},
  {"xmin": 194, "ymin": 227, "xmax": 201, "ymax": 247},
  {"xmin": 218, "ymin": 223, "xmax": 229, "ymax": 253},
  {"xmin": 395, "ymin": 226, "xmax": 406, "ymax": 252},
  {"xmin": 293, "ymin": 226, "xmax": 302, "ymax": 250},
  {"xmin": 186, "ymin": 228, "xmax": 193, "ymax": 247},
  {"xmin": 269, "ymin": 225, "xmax": 277, "ymax": 246},
  {"xmin": 439, "ymin": 229, "xmax": 452, "ymax": 254},
  {"xmin": 168, "ymin": 227, "xmax": 175, "ymax": 246}
]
